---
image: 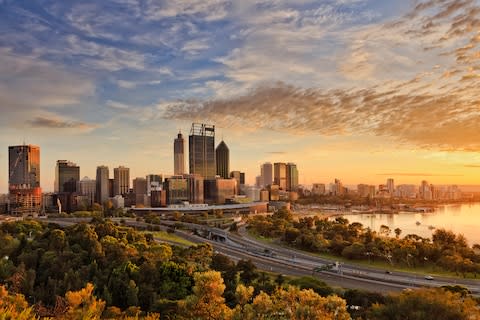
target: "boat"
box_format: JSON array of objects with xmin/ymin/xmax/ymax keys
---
[
  {"xmin": 428, "ymin": 225, "xmax": 436, "ymax": 230},
  {"xmin": 416, "ymin": 221, "xmax": 421, "ymax": 225}
]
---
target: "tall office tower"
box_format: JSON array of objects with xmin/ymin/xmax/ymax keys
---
[
  {"xmin": 146, "ymin": 174, "xmax": 163, "ymax": 195},
  {"xmin": 133, "ymin": 177, "xmax": 147, "ymax": 206},
  {"xmin": 386, "ymin": 178, "xmax": 395, "ymax": 195},
  {"xmin": 95, "ymin": 166, "xmax": 109, "ymax": 204},
  {"xmin": 260, "ymin": 162, "xmax": 273, "ymax": 187},
  {"xmin": 174, "ymin": 132, "xmax": 186, "ymax": 175},
  {"xmin": 78, "ymin": 176, "xmax": 96, "ymax": 206},
  {"xmin": 216, "ymin": 141, "xmax": 230, "ymax": 179},
  {"xmin": 286, "ymin": 163, "xmax": 299, "ymax": 191},
  {"xmin": 189, "ymin": 123, "xmax": 216, "ymax": 179},
  {"xmin": 273, "ymin": 162, "xmax": 287, "ymax": 190},
  {"xmin": 55, "ymin": 160, "xmax": 80, "ymax": 193},
  {"xmin": 113, "ymin": 166, "xmax": 130, "ymax": 195},
  {"xmin": 8, "ymin": 145, "xmax": 41, "ymax": 215}
]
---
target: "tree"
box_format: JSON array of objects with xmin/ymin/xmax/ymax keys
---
[
  {"xmin": 394, "ymin": 228, "xmax": 402, "ymax": 238},
  {"xmin": 369, "ymin": 288, "xmax": 480, "ymax": 320},
  {"xmin": 0, "ymin": 285, "xmax": 38, "ymax": 320},
  {"xmin": 234, "ymin": 286, "xmax": 350, "ymax": 320},
  {"xmin": 178, "ymin": 271, "xmax": 232, "ymax": 320},
  {"xmin": 63, "ymin": 283, "xmax": 105, "ymax": 320}
]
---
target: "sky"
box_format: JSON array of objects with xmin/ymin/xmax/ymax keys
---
[{"xmin": 1, "ymin": 0, "xmax": 480, "ymax": 193}]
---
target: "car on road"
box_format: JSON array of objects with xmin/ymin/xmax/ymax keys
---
[
  {"xmin": 424, "ymin": 275, "xmax": 434, "ymax": 280},
  {"xmin": 385, "ymin": 270, "xmax": 392, "ymax": 274}
]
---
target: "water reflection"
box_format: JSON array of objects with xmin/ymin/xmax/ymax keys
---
[{"xmin": 336, "ymin": 203, "xmax": 480, "ymax": 245}]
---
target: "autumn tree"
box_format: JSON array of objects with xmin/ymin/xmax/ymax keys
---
[
  {"xmin": 0, "ymin": 285, "xmax": 38, "ymax": 320},
  {"xmin": 233, "ymin": 286, "xmax": 350, "ymax": 320},
  {"xmin": 369, "ymin": 288, "xmax": 480, "ymax": 320},
  {"xmin": 178, "ymin": 271, "xmax": 232, "ymax": 320}
]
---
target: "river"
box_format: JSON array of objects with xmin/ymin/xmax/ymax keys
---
[{"xmin": 338, "ymin": 203, "xmax": 480, "ymax": 246}]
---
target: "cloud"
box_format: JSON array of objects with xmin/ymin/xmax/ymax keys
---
[
  {"xmin": 0, "ymin": 48, "xmax": 94, "ymax": 113},
  {"xmin": 28, "ymin": 116, "xmax": 97, "ymax": 130},
  {"xmin": 181, "ymin": 39, "xmax": 210, "ymax": 55},
  {"xmin": 266, "ymin": 151, "xmax": 287, "ymax": 155},
  {"xmin": 160, "ymin": 80, "xmax": 480, "ymax": 151},
  {"xmin": 143, "ymin": 0, "xmax": 229, "ymax": 21},
  {"xmin": 464, "ymin": 164, "xmax": 480, "ymax": 168},
  {"xmin": 106, "ymin": 100, "xmax": 130, "ymax": 109}
]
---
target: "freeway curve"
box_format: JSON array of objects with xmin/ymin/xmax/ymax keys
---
[
  {"xmin": 154, "ymin": 219, "xmax": 480, "ymax": 295},
  {"xmin": 37, "ymin": 217, "xmax": 480, "ymax": 294}
]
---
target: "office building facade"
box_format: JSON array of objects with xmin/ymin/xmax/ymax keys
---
[
  {"xmin": 174, "ymin": 132, "xmax": 186, "ymax": 175},
  {"xmin": 78, "ymin": 176, "xmax": 96, "ymax": 206},
  {"xmin": 113, "ymin": 166, "xmax": 130, "ymax": 195},
  {"xmin": 273, "ymin": 162, "xmax": 287, "ymax": 190},
  {"xmin": 216, "ymin": 140, "xmax": 230, "ymax": 179},
  {"xmin": 260, "ymin": 162, "xmax": 273, "ymax": 187},
  {"xmin": 133, "ymin": 177, "xmax": 148, "ymax": 206},
  {"xmin": 189, "ymin": 123, "xmax": 216, "ymax": 179},
  {"xmin": 286, "ymin": 163, "xmax": 298, "ymax": 191},
  {"xmin": 55, "ymin": 160, "xmax": 80, "ymax": 193},
  {"xmin": 95, "ymin": 166, "xmax": 109, "ymax": 204},
  {"xmin": 8, "ymin": 145, "xmax": 41, "ymax": 215},
  {"xmin": 165, "ymin": 176, "xmax": 189, "ymax": 205}
]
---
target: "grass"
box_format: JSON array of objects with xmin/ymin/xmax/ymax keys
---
[
  {"xmin": 146, "ymin": 231, "xmax": 196, "ymax": 247},
  {"xmin": 246, "ymin": 230, "xmax": 479, "ymax": 280}
]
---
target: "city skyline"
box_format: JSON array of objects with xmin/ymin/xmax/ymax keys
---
[{"xmin": 1, "ymin": 0, "xmax": 480, "ymax": 192}]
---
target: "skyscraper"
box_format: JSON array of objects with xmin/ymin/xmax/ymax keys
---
[
  {"xmin": 113, "ymin": 166, "xmax": 130, "ymax": 195},
  {"xmin": 387, "ymin": 178, "xmax": 395, "ymax": 195},
  {"xmin": 273, "ymin": 162, "xmax": 287, "ymax": 190},
  {"xmin": 95, "ymin": 166, "xmax": 109, "ymax": 204},
  {"xmin": 216, "ymin": 140, "xmax": 230, "ymax": 179},
  {"xmin": 286, "ymin": 163, "xmax": 299, "ymax": 191},
  {"xmin": 260, "ymin": 162, "xmax": 273, "ymax": 187},
  {"xmin": 174, "ymin": 132, "xmax": 185, "ymax": 175},
  {"xmin": 189, "ymin": 123, "xmax": 215, "ymax": 179},
  {"xmin": 55, "ymin": 160, "xmax": 80, "ymax": 193},
  {"xmin": 8, "ymin": 145, "xmax": 41, "ymax": 215}
]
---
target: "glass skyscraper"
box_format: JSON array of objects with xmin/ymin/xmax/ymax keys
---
[{"xmin": 189, "ymin": 123, "xmax": 216, "ymax": 179}]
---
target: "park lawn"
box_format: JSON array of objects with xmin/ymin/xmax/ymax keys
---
[{"xmin": 147, "ymin": 231, "xmax": 196, "ymax": 247}]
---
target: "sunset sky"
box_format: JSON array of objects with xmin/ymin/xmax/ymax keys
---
[{"xmin": 1, "ymin": 0, "xmax": 480, "ymax": 192}]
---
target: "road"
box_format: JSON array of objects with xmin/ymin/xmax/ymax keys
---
[{"xmin": 38, "ymin": 217, "xmax": 480, "ymax": 294}]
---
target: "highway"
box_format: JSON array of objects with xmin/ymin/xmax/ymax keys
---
[{"xmin": 37, "ymin": 217, "xmax": 480, "ymax": 294}]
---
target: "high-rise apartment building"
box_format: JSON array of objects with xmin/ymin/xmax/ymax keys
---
[
  {"xmin": 216, "ymin": 140, "xmax": 229, "ymax": 179},
  {"xmin": 273, "ymin": 162, "xmax": 287, "ymax": 190},
  {"xmin": 55, "ymin": 160, "xmax": 80, "ymax": 193},
  {"xmin": 95, "ymin": 166, "xmax": 109, "ymax": 204},
  {"xmin": 286, "ymin": 163, "xmax": 298, "ymax": 191},
  {"xmin": 189, "ymin": 123, "xmax": 215, "ymax": 179},
  {"xmin": 174, "ymin": 132, "xmax": 185, "ymax": 175},
  {"xmin": 260, "ymin": 162, "xmax": 273, "ymax": 187},
  {"xmin": 8, "ymin": 145, "xmax": 41, "ymax": 215},
  {"xmin": 113, "ymin": 166, "xmax": 130, "ymax": 195}
]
